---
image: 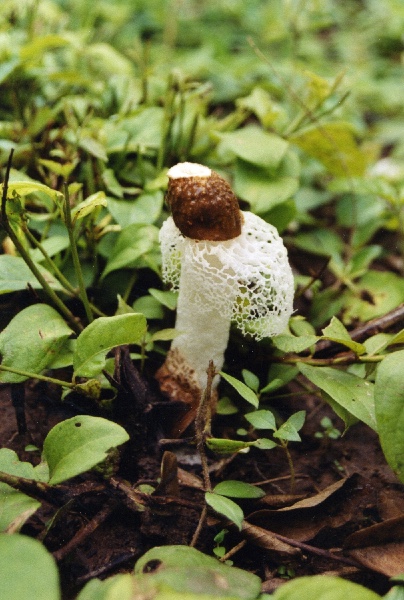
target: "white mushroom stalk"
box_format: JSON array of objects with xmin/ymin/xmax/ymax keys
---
[{"xmin": 156, "ymin": 162, "xmax": 294, "ymax": 430}]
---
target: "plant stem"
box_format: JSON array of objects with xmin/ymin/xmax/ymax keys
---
[
  {"xmin": 24, "ymin": 226, "xmax": 106, "ymax": 318},
  {"xmin": 281, "ymin": 354, "xmax": 384, "ymax": 366},
  {"xmin": 0, "ymin": 364, "xmax": 75, "ymax": 390},
  {"xmin": 63, "ymin": 183, "xmax": 94, "ymax": 324},
  {"xmin": 1, "ymin": 151, "xmax": 82, "ymax": 333},
  {"xmin": 280, "ymin": 440, "xmax": 295, "ymax": 494}
]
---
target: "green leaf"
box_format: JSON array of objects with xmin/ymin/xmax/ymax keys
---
[
  {"xmin": 107, "ymin": 191, "xmax": 164, "ymax": 226},
  {"xmin": 293, "ymin": 229, "xmax": 344, "ymax": 258},
  {"xmin": 134, "ymin": 545, "xmax": 262, "ymax": 600},
  {"xmin": 216, "ymin": 397, "xmax": 239, "ymax": 416},
  {"xmin": 234, "ymin": 155, "xmax": 299, "ymax": 214},
  {"xmin": 274, "ymin": 411, "xmax": 306, "ymax": 442},
  {"xmin": 205, "ymin": 492, "xmax": 244, "ymax": 530},
  {"xmin": 298, "ymin": 363, "xmax": 376, "ymax": 431},
  {"xmin": 0, "ymin": 449, "xmax": 42, "ymax": 532},
  {"xmin": 272, "ymin": 574, "xmax": 380, "ymax": 600},
  {"xmin": 213, "ymin": 480, "xmax": 265, "ymax": 499},
  {"xmin": 375, "ymin": 350, "xmax": 404, "ymax": 483},
  {"xmin": 272, "ymin": 334, "xmax": 319, "ymax": 353},
  {"xmin": 101, "ymin": 224, "xmax": 158, "ymax": 278},
  {"xmin": 43, "ymin": 415, "xmax": 129, "ymax": 485},
  {"xmin": 254, "ymin": 438, "xmax": 278, "ymax": 450},
  {"xmin": 245, "ymin": 410, "xmax": 277, "ymax": 431},
  {"xmin": 1, "ymin": 180, "xmax": 63, "ymax": 201},
  {"xmin": 0, "ymin": 304, "xmax": 73, "ymax": 383},
  {"xmin": 321, "ymin": 317, "xmax": 366, "ymax": 355},
  {"xmin": 76, "ymin": 574, "xmax": 134, "ymax": 600},
  {"xmin": 71, "ymin": 191, "xmax": 107, "ymax": 223},
  {"xmin": 206, "ymin": 438, "xmax": 256, "ymax": 454},
  {"xmin": 37, "ymin": 159, "xmax": 78, "ymax": 179},
  {"xmin": 0, "ymin": 255, "xmax": 64, "ymax": 293},
  {"xmin": 73, "ymin": 313, "xmax": 147, "ymax": 377},
  {"xmin": 242, "ymin": 369, "xmax": 260, "ymax": 392},
  {"xmin": 220, "ymin": 372, "xmax": 259, "ymax": 408},
  {"xmin": 290, "ymin": 121, "xmax": 369, "ymax": 177},
  {"xmin": 341, "ymin": 271, "xmax": 404, "ymax": 325},
  {"xmin": 216, "ymin": 125, "xmax": 289, "ymax": 169},
  {"xmin": 148, "ymin": 288, "xmax": 178, "ymax": 310},
  {"xmin": 0, "ymin": 534, "xmax": 60, "ymax": 600}
]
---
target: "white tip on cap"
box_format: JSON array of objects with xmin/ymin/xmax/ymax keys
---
[{"xmin": 167, "ymin": 162, "xmax": 211, "ymax": 179}]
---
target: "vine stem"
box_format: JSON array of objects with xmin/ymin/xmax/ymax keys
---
[
  {"xmin": 63, "ymin": 183, "xmax": 94, "ymax": 324},
  {"xmin": 0, "ymin": 364, "xmax": 75, "ymax": 390}
]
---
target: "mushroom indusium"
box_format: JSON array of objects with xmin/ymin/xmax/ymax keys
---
[{"xmin": 155, "ymin": 162, "xmax": 294, "ymax": 435}]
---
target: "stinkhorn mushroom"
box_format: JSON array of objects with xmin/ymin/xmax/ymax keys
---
[{"xmin": 156, "ymin": 162, "xmax": 294, "ymax": 434}]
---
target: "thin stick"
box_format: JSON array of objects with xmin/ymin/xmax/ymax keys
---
[
  {"xmin": 191, "ymin": 361, "xmax": 216, "ymax": 547},
  {"xmin": 53, "ymin": 503, "xmax": 116, "ymax": 561}
]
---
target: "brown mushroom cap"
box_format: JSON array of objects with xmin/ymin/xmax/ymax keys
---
[{"xmin": 166, "ymin": 169, "xmax": 242, "ymax": 241}]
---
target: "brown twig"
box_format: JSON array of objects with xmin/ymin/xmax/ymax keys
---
[
  {"xmin": 0, "ymin": 471, "xmax": 69, "ymax": 507},
  {"xmin": 53, "ymin": 502, "xmax": 116, "ymax": 561}
]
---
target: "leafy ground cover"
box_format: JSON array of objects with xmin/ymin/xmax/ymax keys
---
[{"xmin": 1, "ymin": 0, "xmax": 404, "ymax": 598}]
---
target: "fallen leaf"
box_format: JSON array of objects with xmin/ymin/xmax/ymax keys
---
[
  {"xmin": 242, "ymin": 522, "xmax": 301, "ymax": 557},
  {"xmin": 246, "ymin": 477, "xmax": 355, "ymax": 542},
  {"xmin": 344, "ymin": 515, "xmax": 404, "ymax": 576}
]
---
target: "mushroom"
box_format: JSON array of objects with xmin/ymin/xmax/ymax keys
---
[{"xmin": 155, "ymin": 162, "xmax": 294, "ymax": 434}]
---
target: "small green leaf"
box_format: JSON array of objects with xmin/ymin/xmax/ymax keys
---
[
  {"xmin": 272, "ymin": 334, "xmax": 319, "ymax": 353},
  {"xmin": 71, "ymin": 191, "xmax": 107, "ymax": 223},
  {"xmin": 0, "ymin": 304, "xmax": 73, "ymax": 383},
  {"xmin": 206, "ymin": 438, "xmax": 255, "ymax": 454},
  {"xmin": 205, "ymin": 492, "xmax": 244, "ymax": 530},
  {"xmin": 220, "ymin": 372, "xmax": 259, "ymax": 408},
  {"xmin": 148, "ymin": 288, "xmax": 178, "ymax": 310},
  {"xmin": 43, "ymin": 415, "xmax": 129, "ymax": 485},
  {"xmin": 213, "ymin": 480, "xmax": 265, "ymax": 499},
  {"xmin": 0, "ymin": 534, "xmax": 61, "ymax": 600},
  {"xmin": 151, "ymin": 328, "xmax": 180, "ymax": 342},
  {"xmin": 322, "ymin": 317, "xmax": 366, "ymax": 355},
  {"xmin": 242, "ymin": 369, "xmax": 260, "ymax": 392},
  {"xmin": 375, "ymin": 350, "xmax": 404, "ymax": 483},
  {"xmin": 254, "ymin": 438, "xmax": 278, "ymax": 450},
  {"xmin": 216, "ymin": 397, "xmax": 239, "ymax": 415},
  {"xmin": 73, "ymin": 313, "xmax": 147, "ymax": 377},
  {"xmin": 245, "ymin": 410, "xmax": 277, "ymax": 431},
  {"xmin": 274, "ymin": 411, "xmax": 306, "ymax": 442}
]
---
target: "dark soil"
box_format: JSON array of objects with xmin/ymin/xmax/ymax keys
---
[{"xmin": 1, "ymin": 342, "xmax": 403, "ymax": 599}]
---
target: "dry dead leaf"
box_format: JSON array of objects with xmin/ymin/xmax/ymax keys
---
[
  {"xmin": 246, "ymin": 477, "xmax": 354, "ymax": 542},
  {"xmin": 344, "ymin": 515, "xmax": 404, "ymax": 576},
  {"xmin": 242, "ymin": 521, "xmax": 301, "ymax": 557}
]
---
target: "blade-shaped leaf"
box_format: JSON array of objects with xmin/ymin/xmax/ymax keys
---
[
  {"xmin": 205, "ymin": 491, "xmax": 244, "ymax": 530},
  {"xmin": 375, "ymin": 350, "xmax": 404, "ymax": 483},
  {"xmin": 299, "ymin": 363, "xmax": 376, "ymax": 431}
]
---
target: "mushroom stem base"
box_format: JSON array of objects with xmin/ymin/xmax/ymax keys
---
[{"xmin": 155, "ymin": 347, "xmax": 218, "ymax": 437}]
